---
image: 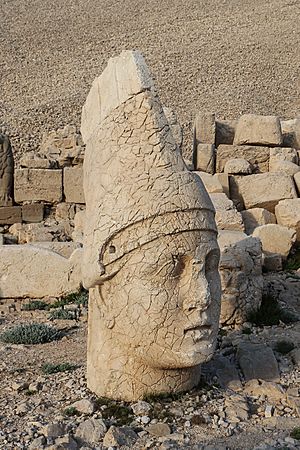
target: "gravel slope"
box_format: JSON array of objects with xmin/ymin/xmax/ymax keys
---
[{"xmin": 1, "ymin": 0, "xmax": 300, "ymax": 158}]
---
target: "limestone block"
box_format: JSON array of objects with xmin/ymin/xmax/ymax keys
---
[
  {"xmin": 217, "ymin": 230, "xmax": 247, "ymax": 251},
  {"xmin": 193, "ymin": 112, "xmax": 216, "ymax": 144},
  {"xmin": 215, "ymin": 120, "xmax": 237, "ymax": 146},
  {"xmin": 71, "ymin": 209, "xmax": 85, "ymax": 244},
  {"xmin": 15, "ymin": 169, "xmax": 63, "ymax": 203},
  {"xmin": 27, "ymin": 241, "xmax": 81, "ymax": 258},
  {"xmin": 234, "ymin": 114, "xmax": 282, "ymax": 146},
  {"xmin": 241, "ymin": 208, "xmax": 276, "ymax": 235},
  {"xmin": 281, "ymin": 118, "xmax": 300, "ymax": 149},
  {"xmin": 269, "ymin": 160, "xmax": 300, "ymax": 176},
  {"xmin": 275, "ymin": 199, "xmax": 300, "ymax": 242},
  {"xmin": 215, "ymin": 173, "xmax": 230, "ymax": 197},
  {"xmin": 216, "ymin": 144, "xmax": 270, "ymax": 173},
  {"xmin": 194, "ymin": 172, "xmax": 223, "ymax": 194},
  {"xmin": 252, "ymin": 224, "xmax": 296, "ymax": 259},
  {"xmin": 210, "ymin": 193, "xmax": 244, "ymax": 232},
  {"xmin": 21, "ymin": 204, "xmax": 44, "ymax": 223},
  {"xmin": 0, "ymin": 246, "xmax": 82, "ymax": 298},
  {"xmin": 11, "ymin": 221, "xmax": 73, "ymax": 244},
  {"xmin": 0, "ymin": 206, "xmax": 22, "ymax": 225},
  {"xmin": 269, "ymin": 147, "xmax": 298, "ymax": 165},
  {"xmin": 224, "ymin": 158, "xmax": 252, "ymax": 174},
  {"xmin": 233, "ymin": 173, "xmax": 297, "ymax": 213},
  {"xmin": 55, "ymin": 202, "xmax": 76, "ymax": 221},
  {"xmin": 19, "ymin": 151, "xmax": 57, "ymax": 169},
  {"xmin": 237, "ymin": 342, "xmax": 279, "ymax": 381},
  {"xmin": 63, "ymin": 166, "xmax": 85, "ymax": 204},
  {"xmin": 194, "ymin": 144, "xmax": 215, "ymax": 174},
  {"xmin": 219, "ymin": 236, "xmax": 263, "ymax": 325},
  {"xmin": 40, "ymin": 125, "xmax": 85, "ymax": 167}
]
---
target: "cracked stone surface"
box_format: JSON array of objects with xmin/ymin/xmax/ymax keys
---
[{"xmin": 82, "ymin": 51, "xmax": 221, "ymax": 401}]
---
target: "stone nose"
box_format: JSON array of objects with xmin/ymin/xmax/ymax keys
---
[{"xmin": 181, "ymin": 265, "xmax": 211, "ymax": 313}]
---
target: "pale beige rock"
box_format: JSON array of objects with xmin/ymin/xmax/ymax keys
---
[
  {"xmin": 224, "ymin": 158, "xmax": 252, "ymax": 174},
  {"xmin": 275, "ymin": 199, "xmax": 300, "ymax": 242},
  {"xmin": 210, "ymin": 193, "xmax": 244, "ymax": 232},
  {"xmin": 215, "ymin": 119, "xmax": 237, "ymax": 146},
  {"xmin": 233, "ymin": 173, "xmax": 297, "ymax": 212},
  {"xmin": 234, "ymin": 114, "xmax": 282, "ymax": 146},
  {"xmin": 193, "ymin": 112, "xmax": 216, "ymax": 144},
  {"xmin": 294, "ymin": 171, "xmax": 300, "ymax": 195},
  {"xmin": 163, "ymin": 107, "xmax": 183, "ymax": 150},
  {"xmin": 216, "ymin": 144, "xmax": 270, "ymax": 173},
  {"xmin": 215, "ymin": 173, "xmax": 230, "ymax": 197},
  {"xmin": 253, "ymin": 224, "xmax": 296, "ymax": 259},
  {"xmin": 21, "ymin": 203, "xmax": 44, "ymax": 223},
  {"xmin": 19, "ymin": 151, "xmax": 57, "ymax": 169},
  {"xmin": 270, "ymin": 146, "xmax": 298, "ymax": 164},
  {"xmin": 0, "ymin": 134, "xmax": 14, "ymax": 206},
  {"xmin": 82, "ymin": 51, "xmax": 221, "ymax": 401},
  {"xmin": 55, "ymin": 202, "xmax": 76, "ymax": 221},
  {"xmin": 241, "ymin": 208, "xmax": 276, "ymax": 235},
  {"xmin": 194, "ymin": 144, "xmax": 215, "ymax": 174},
  {"xmin": 14, "ymin": 169, "xmax": 63, "ymax": 203},
  {"xmin": 217, "ymin": 230, "xmax": 247, "ymax": 251},
  {"xmin": 194, "ymin": 172, "xmax": 223, "ymax": 194},
  {"xmin": 40, "ymin": 124, "xmax": 85, "ymax": 167},
  {"xmin": 0, "ymin": 246, "xmax": 82, "ymax": 298},
  {"xmin": 244, "ymin": 379, "xmax": 285, "ymax": 402},
  {"xmin": 269, "ymin": 160, "xmax": 300, "ymax": 176},
  {"xmin": 27, "ymin": 241, "xmax": 81, "ymax": 258},
  {"xmin": 219, "ymin": 236, "xmax": 263, "ymax": 325},
  {"xmin": 281, "ymin": 118, "xmax": 300, "ymax": 149},
  {"xmin": 63, "ymin": 166, "xmax": 85, "ymax": 204},
  {"xmin": 71, "ymin": 209, "xmax": 85, "ymax": 244}
]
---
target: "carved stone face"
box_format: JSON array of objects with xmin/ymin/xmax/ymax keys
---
[{"xmin": 100, "ymin": 230, "xmax": 221, "ymax": 369}]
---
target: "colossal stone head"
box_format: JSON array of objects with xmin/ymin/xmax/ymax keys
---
[{"xmin": 81, "ymin": 51, "xmax": 221, "ymax": 401}]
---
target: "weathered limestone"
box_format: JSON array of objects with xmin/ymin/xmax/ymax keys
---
[
  {"xmin": 19, "ymin": 151, "xmax": 57, "ymax": 169},
  {"xmin": 253, "ymin": 224, "xmax": 296, "ymax": 259},
  {"xmin": 216, "ymin": 144, "xmax": 270, "ymax": 173},
  {"xmin": 194, "ymin": 112, "xmax": 216, "ymax": 144},
  {"xmin": 275, "ymin": 199, "xmax": 300, "ymax": 242},
  {"xmin": 215, "ymin": 120, "xmax": 237, "ymax": 146},
  {"xmin": 0, "ymin": 206, "xmax": 21, "ymax": 225},
  {"xmin": 218, "ymin": 236, "xmax": 263, "ymax": 325},
  {"xmin": 224, "ymin": 158, "xmax": 252, "ymax": 174},
  {"xmin": 0, "ymin": 246, "xmax": 82, "ymax": 298},
  {"xmin": 231, "ymin": 173, "xmax": 297, "ymax": 212},
  {"xmin": 71, "ymin": 209, "xmax": 85, "ymax": 244},
  {"xmin": 210, "ymin": 193, "xmax": 244, "ymax": 232},
  {"xmin": 281, "ymin": 118, "xmax": 300, "ymax": 149},
  {"xmin": 63, "ymin": 166, "xmax": 85, "ymax": 203},
  {"xmin": 217, "ymin": 230, "xmax": 247, "ymax": 250},
  {"xmin": 294, "ymin": 171, "xmax": 300, "ymax": 195},
  {"xmin": 237, "ymin": 342, "xmax": 280, "ymax": 381},
  {"xmin": 269, "ymin": 160, "xmax": 300, "ymax": 176},
  {"xmin": 82, "ymin": 51, "xmax": 221, "ymax": 401},
  {"xmin": 194, "ymin": 144, "xmax": 216, "ymax": 174},
  {"xmin": 194, "ymin": 172, "xmax": 223, "ymax": 194},
  {"xmin": 214, "ymin": 173, "xmax": 230, "ymax": 197},
  {"xmin": 269, "ymin": 147, "xmax": 299, "ymax": 175},
  {"xmin": 15, "ymin": 169, "xmax": 63, "ymax": 203},
  {"xmin": 40, "ymin": 125, "xmax": 85, "ymax": 167},
  {"xmin": 234, "ymin": 114, "xmax": 282, "ymax": 146},
  {"xmin": 241, "ymin": 208, "xmax": 276, "ymax": 235},
  {"xmin": 28, "ymin": 241, "xmax": 81, "ymax": 258},
  {"xmin": 21, "ymin": 204, "xmax": 44, "ymax": 223},
  {"xmin": 163, "ymin": 107, "xmax": 183, "ymax": 150},
  {"xmin": 55, "ymin": 202, "xmax": 76, "ymax": 221},
  {"xmin": 0, "ymin": 134, "xmax": 14, "ymax": 206}
]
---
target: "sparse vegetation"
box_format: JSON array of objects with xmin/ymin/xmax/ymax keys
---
[
  {"xmin": 275, "ymin": 340, "xmax": 295, "ymax": 355},
  {"xmin": 291, "ymin": 427, "xmax": 300, "ymax": 440},
  {"xmin": 22, "ymin": 300, "xmax": 49, "ymax": 311},
  {"xmin": 42, "ymin": 362, "xmax": 79, "ymax": 374},
  {"xmin": 242, "ymin": 327, "xmax": 252, "ymax": 335},
  {"xmin": 284, "ymin": 248, "xmax": 300, "ymax": 271},
  {"xmin": 95, "ymin": 397, "xmax": 133, "ymax": 425},
  {"xmin": 48, "ymin": 289, "xmax": 88, "ymax": 310},
  {"xmin": 0, "ymin": 323, "xmax": 62, "ymax": 345},
  {"xmin": 63, "ymin": 407, "xmax": 80, "ymax": 417},
  {"xmin": 48, "ymin": 308, "xmax": 75, "ymax": 320},
  {"xmin": 248, "ymin": 294, "xmax": 298, "ymax": 326}
]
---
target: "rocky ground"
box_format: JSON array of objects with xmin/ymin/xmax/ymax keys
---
[
  {"xmin": 0, "ymin": 275, "xmax": 299, "ymax": 450},
  {"xmin": 1, "ymin": 0, "xmax": 300, "ymax": 160}
]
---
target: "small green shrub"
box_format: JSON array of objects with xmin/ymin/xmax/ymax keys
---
[
  {"xmin": 0, "ymin": 323, "xmax": 62, "ymax": 345},
  {"xmin": 248, "ymin": 295, "xmax": 297, "ymax": 326},
  {"xmin": 291, "ymin": 427, "xmax": 300, "ymax": 440},
  {"xmin": 242, "ymin": 327, "xmax": 252, "ymax": 335},
  {"xmin": 49, "ymin": 289, "xmax": 88, "ymax": 310},
  {"xmin": 284, "ymin": 249, "xmax": 300, "ymax": 271},
  {"xmin": 95, "ymin": 397, "xmax": 133, "ymax": 425},
  {"xmin": 275, "ymin": 340, "xmax": 295, "ymax": 355},
  {"xmin": 22, "ymin": 300, "xmax": 49, "ymax": 311},
  {"xmin": 63, "ymin": 407, "xmax": 80, "ymax": 417},
  {"xmin": 48, "ymin": 308, "xmax": 75, "ymax": 320},
  {"xmin": 42, "ymin": 362, "xmax": 79, "ymax": 374}
]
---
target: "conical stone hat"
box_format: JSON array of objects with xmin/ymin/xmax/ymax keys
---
[{"xmin": 81, "ymin": 50, "xmax": 217, "ymax": 288}]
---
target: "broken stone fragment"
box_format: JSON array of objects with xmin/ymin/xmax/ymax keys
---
[
  {"xmin": 234, "ymin": 114, "xmax": 282, "ymax": 146},
  {"xmin": 253, "ymin": 224, "xmax": 296, "ymax": 259}
]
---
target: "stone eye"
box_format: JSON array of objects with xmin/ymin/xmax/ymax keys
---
[{"xmin": 170, "ymin": 255, "xmax": 185, "ymax": 278}]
